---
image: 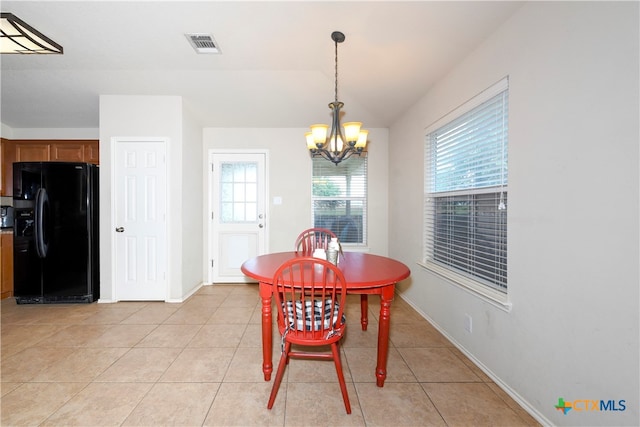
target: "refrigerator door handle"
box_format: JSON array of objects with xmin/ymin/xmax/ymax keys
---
[{"xmin": 35, "ymin": 188, "xmax": 49, "ymax": 258}]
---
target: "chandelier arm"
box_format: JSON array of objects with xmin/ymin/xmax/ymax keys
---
[
  {"xmin": 327, "ymin": 102, "xmax": 346, "ymax": 155},
  {"xmin": 312, "ymin": 145, "xmax": 363, "ymax": 165},
  {"xmin": 314, "ymin": 149, "xmax": 338, "ymax": 164},
  {"xmin": 336, "ymin": 146, "xmax": 357, "ymax": 163}
]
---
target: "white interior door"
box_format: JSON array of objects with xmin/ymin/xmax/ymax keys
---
[
  {"xmin": 209, "ymin": 151, "xmax": 267, "ymax": 283},
  {"xmin": 114, "ymin": 138, "xmax": 168, "ymax": 300}
]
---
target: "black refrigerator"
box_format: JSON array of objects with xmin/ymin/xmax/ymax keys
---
[{"xmin": 13, "ymin": 162, "xmax": 99, "ymax": 304}]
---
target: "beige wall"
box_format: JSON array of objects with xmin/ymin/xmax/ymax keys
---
[
  {"xmin": 388, "ymin": 2, "xmax": 639, "ymax": 425},
  {"xmin": 98, "ymin": 95, "xmax": 203, "ymax": 302},
  {"xmin": 181, "ymin": 106, "xmax": 205, "ymax": 296}
]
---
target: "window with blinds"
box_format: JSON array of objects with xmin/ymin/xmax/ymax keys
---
[
  {"xmin": 424, "ymin": 78, "xmax": 508, "ymax": 293},
  {"xmin": 312, "ymin": 156, "xmax": 367, "ymax": 245}
]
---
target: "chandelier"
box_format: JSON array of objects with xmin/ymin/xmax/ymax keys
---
[{"xmin": 306, "ymin": 31, "xmax": 368, "ymax": 165}]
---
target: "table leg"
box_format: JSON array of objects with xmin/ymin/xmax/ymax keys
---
[
  {"xmin": 259, "ymin": 282, "xmax": 273, "ymax": 381},
  {"xmin": 360, "ymin": 294, "xmax": 368, "ymax": 331},
  {"xmin": 375, "ymin": 284, "xmax": 395, "ymax": 387}
]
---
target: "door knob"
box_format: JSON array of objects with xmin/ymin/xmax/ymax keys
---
[
  {"xmin": 115, "ymin": 227, "xmax": 125, "ymax": 232},
  {"xmin": 258, "ymin": 224, "xmax": 264, "ymax": 228}
]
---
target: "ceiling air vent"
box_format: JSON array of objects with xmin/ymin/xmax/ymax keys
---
[{"xmin": 185, "ymin": 33, "xmax": 221, "ymax": 54}]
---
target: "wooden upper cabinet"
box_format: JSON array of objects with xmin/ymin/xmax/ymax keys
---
[
  {"xmin": 13, "ymin": 140, "xmax": 99, "ymax": 164},
  {"xmin": 83, "ymin": 141, "xmax": 100, "ymax": 164},
  {"xmin": 0, "ymin": 139, "xmax": 99, "ymax": 196},
  {"xmin": 50, "ymin": 140, "xmax": 99, "ymax": 164},
  {"xmin": 1, "ymin": 139, "xmax": 14, "ymax": 196},
  {"xmin": 0, "ymin": 139, "xmax": 5, "ymax": 195},
  {"xmin": 15, "ymin": 142, "xmax": 51, "ymax": 162},
  {"xmin": 51, "ymin": 142, "xmax": 85, "ymax": 162}
]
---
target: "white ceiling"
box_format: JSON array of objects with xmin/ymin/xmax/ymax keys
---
[{"xmin": 0, "ymin": 1, "xmax": 523, "ymax": 130}]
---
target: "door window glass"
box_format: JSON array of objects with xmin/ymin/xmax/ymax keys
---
[{"xmin": 220, "ymin": 162, "xmax": 258, "ymax": 222}]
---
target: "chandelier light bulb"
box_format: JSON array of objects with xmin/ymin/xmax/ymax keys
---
[
  {"xmin": 343, "ymin": 122, "xmax": 362, "ymax": 143},
  {"xmin": 330, "ymin": 135, "xmax": 344, "ymax": 152},
  {"xmin": 355, "ymin": 130, "xmax": 369, "ymax": 149},
  {"xmin": 305, "ymin": 132, "xmax": 316, "ymax": 150},
  {"xmin": 310, "ymin": 124, "xmax": 329, "ymax": 144}
]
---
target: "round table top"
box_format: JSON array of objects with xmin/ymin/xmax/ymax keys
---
[{"xmin": 241, "ymin": 251, "xmax": 411, "ymax": 290}]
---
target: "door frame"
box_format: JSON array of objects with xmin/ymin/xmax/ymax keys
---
[
  {"xmin": 207, "ymin": 149, "xmax": 269, "ymax": 284},
  {"xmin": 111, "ymin": 136, "xmax": 169, "ymax": 301}
]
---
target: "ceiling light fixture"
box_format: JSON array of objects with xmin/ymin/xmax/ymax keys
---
[
  {"xmin": 0, "ymin": 13, "xmax": 63, "ymax": 54},
  {"xmin": 306, "ymin": 31, "xmax": 367, "ymax": 165}
]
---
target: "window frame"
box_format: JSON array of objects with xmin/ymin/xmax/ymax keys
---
[{"xmin": 422, "ymin": 78, "xmax": 511, "ymax": 310}]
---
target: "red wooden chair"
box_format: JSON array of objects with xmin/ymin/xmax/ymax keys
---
[
  {"xmin": 267, "ymin": 257, "xmax": 351, "ymax": 414},
  {"xmin": 294, "ymin": 227, "xmax": 370, "ymax": 332},
  {"xmin": 294, "ymin": 227, "xmax": 336, "ymax": 255}
]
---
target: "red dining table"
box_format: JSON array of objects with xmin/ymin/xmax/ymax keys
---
[{"xmin": 241, "ymin": 251, "xmax": 411, "ymax": 387}]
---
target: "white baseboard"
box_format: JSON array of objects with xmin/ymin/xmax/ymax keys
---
[
  {"xmin": 165, "ymin": 281, "xmax": 204, "ymax": 303},
  {"xmin": 98, "ymin": 282, "xmax": 206, "ymax": 304},
  {"xmin": 396, "ymin": 292, "xmax": 553, "ymax": 426}
]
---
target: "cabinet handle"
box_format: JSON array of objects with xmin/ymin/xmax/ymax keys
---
[{"xmin": 115, "ymin": 227, "xmax": 125, "ymax": 233}]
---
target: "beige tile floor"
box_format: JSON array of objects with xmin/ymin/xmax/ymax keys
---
[{"xmin": 1, "ymin": 284, "xmax": 540, "ymax": 426}]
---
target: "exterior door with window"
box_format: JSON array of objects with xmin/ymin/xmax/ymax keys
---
[{"xmin": 209, "ymin": 151, "xmax": 267, "ymax": 283}]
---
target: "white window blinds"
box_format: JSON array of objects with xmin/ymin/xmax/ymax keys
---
[
  {"xmin": 430, "ymin": 92, "xmax": 508, "ymax": 194},
  {"xmin": 312, "ymin": 156, "xmax": 367, "ymax": 245},
  {"xmin": 424, "ymin": 78, "xmax": 508, "ymax": 292}
]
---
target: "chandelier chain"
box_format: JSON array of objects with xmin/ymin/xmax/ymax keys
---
[{"xmin": 334, "ymin": 37, "xmax": 339, "ymax": 104}]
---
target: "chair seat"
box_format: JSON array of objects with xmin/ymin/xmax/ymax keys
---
[{"xmin": 284, "ymin": 299, "xmax": 346, "ymax": 331}]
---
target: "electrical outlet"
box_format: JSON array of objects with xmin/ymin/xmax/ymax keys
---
[{"xmin": 464, "ymin": 314, "xmax": 473, "ymax": 333}]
